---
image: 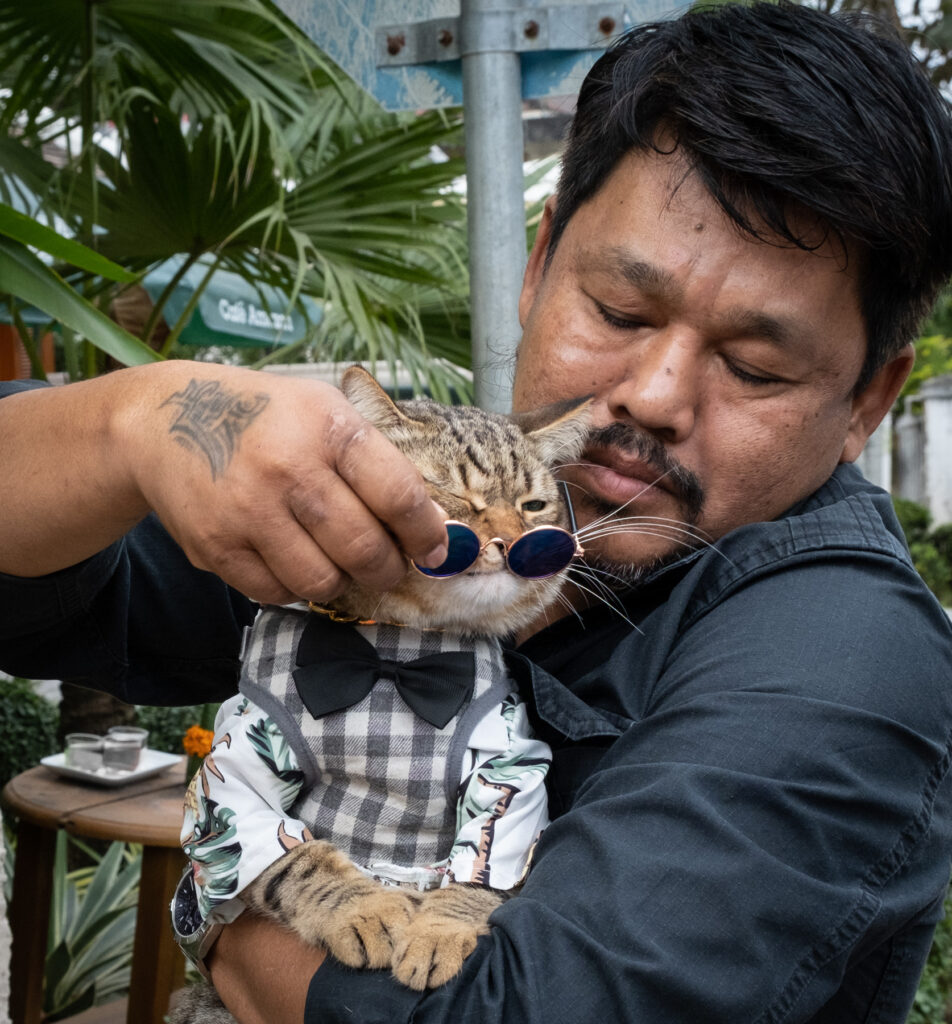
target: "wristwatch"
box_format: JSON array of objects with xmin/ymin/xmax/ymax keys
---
[{"xmin": 170, "ymin": 869, "xmax": 224, "ymax": 980}]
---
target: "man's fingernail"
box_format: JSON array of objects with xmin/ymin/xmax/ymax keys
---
[{"xmin": 420, "ymin": 544, "xmax": 448, "ymax": 569}]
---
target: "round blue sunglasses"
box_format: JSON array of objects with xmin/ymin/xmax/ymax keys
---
[
  {"xmin": 413, "ymin": 522, "xmax": 583, "ymax": 580},
  {"xmin": 413, "ymin": 487, "xmax": 583, "ymax": 581}
]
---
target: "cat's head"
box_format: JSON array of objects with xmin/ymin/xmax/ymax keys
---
[{"xmin": 328, "ymin": 367, "xmax": 591, "ymax": 636}]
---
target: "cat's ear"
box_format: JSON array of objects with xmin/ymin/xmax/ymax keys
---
[
  {"xmin": 512, "ymin": 396, "xmax": 592, "ymax": 465},
  {"xmin": 340, "ymin": 366, "xmax": 407, "ymax": 429}
]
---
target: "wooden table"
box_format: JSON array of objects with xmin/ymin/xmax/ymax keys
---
[{"xmin": 2, "ymin": 762, "xmax": 189, "ymax": 1024}]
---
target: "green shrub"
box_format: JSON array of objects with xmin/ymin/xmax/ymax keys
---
[
  {"xmin": 892, "ymin": 499, "xmax": 952, "ymax": 606},
  {"xmin": 894, "ymin": 497, "xmax": 935, "ymax": 546},
  {"xmin": 910, "ymin": 542, "xmax": 952, "ymax": 607},
  {"xmin": 0, "ymin": 677, "xmax": 58, "ymax": 789},
  {"xmin": 907, "ymin": 887, "xmax": 952, "ymax": 1023},
  {"xmin": 134, "ymin": 704, "xmax": 203, "ymax": 755},
  {"xmin": 931, "ymin": 523, "xmax": 952, "ymax": 568}
]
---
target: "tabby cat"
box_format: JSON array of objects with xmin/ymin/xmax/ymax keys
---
[{"xmin": 170, "ymin": 367, "xmax": 591, "ymax": 1022}]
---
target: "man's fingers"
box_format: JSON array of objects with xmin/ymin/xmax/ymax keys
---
[
  {"xmin": 256, "ymin": 509, "xmax": 399, "ymax": 602},
  {"xmin": 327, "ymin": 412, "xmax": 448, "ymax": 566},
  {"xmin": 287, "ymin": 473, "xmax": 416, "ymax": 592},
  {"xmin": 190, "ymin": 545, "xmax": 303, "ymax": 606}
]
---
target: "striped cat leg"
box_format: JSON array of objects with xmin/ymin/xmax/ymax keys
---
[
  {"xmin": 243, "ymin": 840, "xmax": 420, "ymax": 970},
  {"xmin": 392, "ymin": 884, "xmax": 507, "ymax": 990}
]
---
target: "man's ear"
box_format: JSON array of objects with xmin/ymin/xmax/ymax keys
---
[
  {"xmin": 519, "ymin": 195, "xmax": 557, "ymax": 328},
  {"xmin": 840, "ymin": 343, "xmax": 916, "ymax": 463}
]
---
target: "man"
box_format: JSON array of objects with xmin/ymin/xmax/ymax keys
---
[{"xmin": 3, "ymin": 3, "xmax": 952, "ymax": 1021}]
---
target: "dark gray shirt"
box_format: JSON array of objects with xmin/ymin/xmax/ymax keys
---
[{"xmin": 2, "ymin": 378, "xmax": 950, "ymax": 1022}]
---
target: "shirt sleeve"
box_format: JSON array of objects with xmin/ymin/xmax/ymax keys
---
[
  {"xmin": 444, "ymin": 694, "xmax": 550, "ymax": 891},
  {"xmin": 182, "ymin": 695, "xmax": 310, "ymax": 920},
  {"xmin": 304, "ymin": 552, "xmax": 952, "ymax": 1023},
  {"xmin": 0, "ymin": 378, "xmax": 255, "ymax": 704}
]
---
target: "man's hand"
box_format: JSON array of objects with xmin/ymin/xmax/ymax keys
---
[{"xmin": 0, "ymin": 363, "xmax": 447, "ymax": 601}]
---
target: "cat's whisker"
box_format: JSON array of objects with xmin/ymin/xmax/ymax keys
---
[
  {"xmin": 583, "ymin": 526, "xmax": 702, "ymax": 552},
  {"xmin": 564, "ymin": 567, "xmax": 643, "ymax": 633},
  {"xmin": 558, "ymin": 472, "xmax": 712, "ymax": 549},
  {"xmin": 539, "ymin": 589, "xmax": 585, "ymax": 629},
  {"xmin": 577, "ymin": 518, "xmax": 712, "ymax": 544},
  {"xmin": 576, "ymin": 512, "xmax": 714, "ymax": 540},
  {"xmin": 568, "ymin": 557, "xmax": 627, "ymax": 595},
  {"xmin": 574, "ymin": 510, "xmax": 735, "ymax": 567},
  {"xmin": 578, "ymin": 523, "xmax": 736, "ymax": 567},
  {"xmin": 568, "ymin": 467, "xmax": 681, "ymax": 533},
  {"xmin": 579, "ymin": 525, "xmax": 700, "ymax": 549},
  {"xmin": 572, "ymin": 561, "xmax": 640, "ymax": 591},
  {"xmin": 565, "ymin": 566, "xmax": 619, "ymax": 610}
]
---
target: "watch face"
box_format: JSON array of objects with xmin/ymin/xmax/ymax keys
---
[{"xmin": 171, "ymin": 870, "xmax": 203, "ymax": 939}]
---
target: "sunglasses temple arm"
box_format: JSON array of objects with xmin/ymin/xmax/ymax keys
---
[{"xmin": 559, "ymin": 480, "xmax": 579, "ymax": 535}]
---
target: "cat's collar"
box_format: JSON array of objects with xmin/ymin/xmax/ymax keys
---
[
  {"xmin": 306, "ymin": 601, "xmax": 446, "ymax": 633},
  {"xmin": 306, "ymin": 601, "xmax": 377, "ymax": 625}
]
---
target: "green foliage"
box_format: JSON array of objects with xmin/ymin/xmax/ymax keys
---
[
  {"xmin": 894, "ymin": 497, "xmax": 935, "ymax": 546},
  {"xmin": 931, "ymin": 524, "xmax": 952, "ymax": 568},
  {"xmin": 900, "ymin": 334, "xmax": 952, "ymax": 404},
  {"xmin": 43, "ymin": 833, "xmax": 141, "ymax": 1021},
  {"xmin": 0, "ymin": 0, "xmax": 472, "ymax": 395},
  {"xmin": 135, "ymin": 704, "xmax": 204, "ymax": 755},
  {"xmin": 892, "ymin": 498, "xmax": 952, "ymax": 606},
  {"xmin": 922, "ymin": 287, "xmax": 952, "ymax": 338},
  {"xmin": 909, "ymin": 542, "xmax": 952, "ymax": 605},
  {"xmin": 907, "ymin": 887, "xmax": 952, "ymax": 1023},
  {"xmin": 0, "ymin": 677, "xmax": 58, "ymax": 789}
]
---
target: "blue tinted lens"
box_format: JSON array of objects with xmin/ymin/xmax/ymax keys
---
[
  {"xmin": 415, "ymin": 522, "xmax": 481, "ymax": 578},
  {"xmin": 506, "ymin": 528, "xmax": 577, "ymax": 579}
]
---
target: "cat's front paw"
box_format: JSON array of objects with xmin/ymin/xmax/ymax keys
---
[
  {"xmin": 324, "ymin": 887, "xmax": 418, "ymax": 970},
  {"xmin": 391, "ymin": 913, "xmax": 484, "ymax": 990}
]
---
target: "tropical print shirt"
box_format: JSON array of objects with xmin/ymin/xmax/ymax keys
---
[{"xmin": 180, "ymin": 607, "xmax": 552, "ymax": 922}]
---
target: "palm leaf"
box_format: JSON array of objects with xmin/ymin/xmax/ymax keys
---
[{"xmin": 0, "ymin": 238, "xmax": 161, "ymax": 366}]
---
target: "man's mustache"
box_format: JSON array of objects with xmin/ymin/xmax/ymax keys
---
[{"xmin": 584, "ymin": 422, "xmax": 704, "ymax": 523}]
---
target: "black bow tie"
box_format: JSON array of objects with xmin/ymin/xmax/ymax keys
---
[{"xmin": 292, "ymin": 614, "xmax": 476, "ymax": 729}]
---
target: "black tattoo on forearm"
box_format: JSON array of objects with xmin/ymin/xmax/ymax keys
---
[{"xmin": 160, "ymin": 379, "xmax": 269, "ymax": 480}]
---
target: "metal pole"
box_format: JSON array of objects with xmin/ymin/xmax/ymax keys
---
[{"xmin": 460, "ymin": 0, "xmax": 527, "ymax": 413}]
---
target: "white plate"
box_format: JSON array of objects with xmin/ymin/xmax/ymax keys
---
[{"xmin": 40, "ymin": 748, "xmax": 182, "ymax": 788}]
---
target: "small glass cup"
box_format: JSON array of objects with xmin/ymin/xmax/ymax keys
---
[
  {"xmin": 102, "ymin": 726, "xmax": 149, "ymax": 772},
  {"xmin": 65, "ymin": 733, "xmax": 103, "ymax": 771}
]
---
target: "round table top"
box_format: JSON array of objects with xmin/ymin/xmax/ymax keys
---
[{"xmin": 1, "ymin": 760, "xmax": 187, "ymax": 847}]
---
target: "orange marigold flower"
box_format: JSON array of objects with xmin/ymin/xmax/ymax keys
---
[{"xmin": 183, "ymin": 725, "xmax": 214, "ymax": 758}]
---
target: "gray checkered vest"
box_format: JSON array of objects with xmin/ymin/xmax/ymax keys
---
[{"xmin": 239, "ymin": 606, "xmax": 513, "ymax": 870}]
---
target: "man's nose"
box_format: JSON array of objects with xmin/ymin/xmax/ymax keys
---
[{"xmin": 603, "ymin": 330, "xmax": 699, "ymax": 443}]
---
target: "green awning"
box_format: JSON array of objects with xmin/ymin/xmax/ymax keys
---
[
  {"xmin": 142, "ymin": 255, "xmax": 322, "ymax": 348},
  {"xmin": 0, "ymin": 255, "xmax": 322, "ymax": 350}
]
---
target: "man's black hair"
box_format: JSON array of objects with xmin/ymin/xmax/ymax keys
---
[{"xmin": 550, "ymin": 1, "xmax": 952, "ymax": 391}]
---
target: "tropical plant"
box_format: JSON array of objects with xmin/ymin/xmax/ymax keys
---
[
  {"xmin": 43, "ymin": 833, "xmax": 141, "ymax": 1021},
  {"xmin": 0, "ymin": 0, "xmax": 471, "ymax": 397},
  {"xmin": 0, "ymin": 203, "xmax": 161, "ymax": 374}
]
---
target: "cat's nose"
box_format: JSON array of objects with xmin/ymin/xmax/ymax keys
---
[{"xmin": 481, "ymin": 539, "xmax": 508, "ymax": 567}]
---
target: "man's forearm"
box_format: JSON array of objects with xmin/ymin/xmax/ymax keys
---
[
  {"xmin": 0, "ymin": 370, "xmax": 153, "ymax": 575},
  {"xmin": 0, "ymin": 362, "xmax": 447, "ymax": 602},
  {"xmin": 209, "ymin": 915, "xmax": 325, "ymax": 1024}
]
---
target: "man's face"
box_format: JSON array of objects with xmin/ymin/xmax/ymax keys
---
[{"xmin": 514, "ymin": 148, "xmax": 909, "ymax": 573}]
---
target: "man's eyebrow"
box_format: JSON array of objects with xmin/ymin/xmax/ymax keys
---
[
  {"xmin": 717, "ymin": 308, "xmax": 796, "ymax": 348},
  {"xmin": 585, "ymin": 248, "xmax": 678, "ymax": 296},
  {"xmin": 583, "ymin": 248, "xmax": 799, "ymax": 348}
]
